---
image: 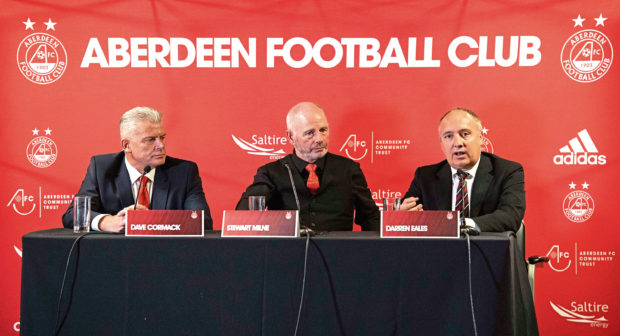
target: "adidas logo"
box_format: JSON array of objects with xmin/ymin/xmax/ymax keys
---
[{"xmin": 553, "ymin": 129, "xmax": 606, "ymax": 165}]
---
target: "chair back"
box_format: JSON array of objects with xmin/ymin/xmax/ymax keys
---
[{"xmin": 516, "ymin": 221, "xmax": 525, "ymax": 260}]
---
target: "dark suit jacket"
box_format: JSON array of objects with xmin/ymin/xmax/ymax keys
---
[
  {"xmin": 62, "ymin": 152, "xmax": 213, "ymax": 230},
  {"xmin": 236, "ymin": 153, "xmax": 380, "ymax": 231},
  {"xmin": 403, "ymin": 152, "xmax": 525, "ymax": 232}
]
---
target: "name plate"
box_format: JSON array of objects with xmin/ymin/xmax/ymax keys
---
[
  {"xmin": 125, "ymin": 210, "xmax": 204, "ymax": 237},
  {"xmin": 381, "ymin": 211, "xmax": 459, "ymax": 238},
  {"xmin": 222, "ymin": 210, "xmax": 299, "ymax": 238}
]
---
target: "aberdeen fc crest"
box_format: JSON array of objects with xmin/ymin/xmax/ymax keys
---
[
  {"xmin": 27, "ymin": 128, "xmax": 57, "ymax": 168},
  {"xmin": 17, "ymin": 18, "xmax": 67, "ymax": 84},
  {"xmin": 563, "ymin": 181, "xmax": 594, "ymax": 223},
  {"xmin": 561, "ymin": 14, "xmax": 613, "ymax": 83}
]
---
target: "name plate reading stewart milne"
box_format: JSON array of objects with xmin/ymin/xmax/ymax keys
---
[
  {"xmin": 222, "ymin": 210, "xmax": 299, "ymax": 238},
  {"xmin": 381, "ymin": 211, "xmax": 459, "ymax": 238},
  {"xmin": 125, "ymin": 210, "xmax": 204, "ymax": 237}
]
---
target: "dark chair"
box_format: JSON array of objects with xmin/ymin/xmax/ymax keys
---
[{"xmin": 516, "ymin": 221, "xmax": 548, "ymax": 297}]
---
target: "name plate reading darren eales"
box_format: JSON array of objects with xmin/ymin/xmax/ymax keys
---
[
  {"xmin": 125, "ymin": 210, "xmax": 204, "ymax": 237},
  {"xmin": 381, "ymin": 211, "xmax": 460, "ymax": 238},
  {"xmin": 222, "ymin": 210, "xmax": 299, "ymax": 238}
]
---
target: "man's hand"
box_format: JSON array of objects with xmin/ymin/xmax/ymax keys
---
[
  {"xmin": 99, "ymin": 204, "xmax": 148, "ymax": 232},
  {"xmin": 398, "ymin": 197, "xmax": 424, "ymax": 211}
]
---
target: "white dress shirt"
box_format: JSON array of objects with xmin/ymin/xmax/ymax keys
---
[
  {"xmin": 450, "ymin": 158, "xmax": 480, "ymax": 228},
  {"xmin": 91, "ymin": 158, "xmax": 156, "ymax": 231}
]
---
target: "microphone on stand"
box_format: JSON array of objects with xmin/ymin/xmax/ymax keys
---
[
  {"xmin": 283, "ymin": 162, "xmax": 314, "ymax": 236},
  {"xmin": 134, "ymin": 165, "xmax": 152, "ymax": 210}
]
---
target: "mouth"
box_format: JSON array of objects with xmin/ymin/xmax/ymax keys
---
[{"xmin": 453, "ymin": 151, "xmax": 467, "ymax": 158}]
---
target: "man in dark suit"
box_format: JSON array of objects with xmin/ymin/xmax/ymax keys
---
[
  {"xmin": 62, "ymin": 107, "xmax": 212, "ymax": 232},
  {"xmin": 400, "ymin": 108, "xmax": 524, "ymax": 232},
  {"xmin": 236, "ymin": 102, "xmax": 379, "ymax": 231}
]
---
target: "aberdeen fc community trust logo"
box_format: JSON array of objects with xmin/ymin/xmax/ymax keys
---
[
  {"xmin": 27, "ymin": 128, "xmax": 57, "ymax": 168},
  {"xmin": 561, "ymin": 14, "xmax": 613, "ymax": 83},
  {"xmin": 339, "ymin": 132, "xmax": 411, "ymax": 163},
  {"xmin": 563, "ymin": 181, "xmax": 594, "ymax": 223},
  {"xmin": 17, "ymin": 18, "xmax": 67, "ymax": 84},
  {"xmin": 545, "ymin": 243, "xmax": 615, "ymax": 275}
]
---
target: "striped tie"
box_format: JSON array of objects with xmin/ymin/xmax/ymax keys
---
[{"xmin": 455, "ymin": 170, "xmax": 469, "ymax": 219}]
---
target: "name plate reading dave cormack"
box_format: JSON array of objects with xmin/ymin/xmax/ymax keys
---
[
  {"xmin": 221, "ymin": 210, "xmax": 299, "ymax": 238},
  {"xmin": 381, "ymin": 211, "xmax": 460, "ymax": 238},
  {"xmin": 125, "ymin": 210, "xmax": 204, "ymax": 237}
]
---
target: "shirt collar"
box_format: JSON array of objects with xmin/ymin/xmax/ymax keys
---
[
  {"xmin": 291, "ymin": 151, "xmax": 327, "ymax": 173},
  {"xmin": 124, "ymin": 157, "xmax": 156, "ymax": 183},
  {"xmin": 450, "ymin": 157, "xmax": 481, "ymax": 179}
]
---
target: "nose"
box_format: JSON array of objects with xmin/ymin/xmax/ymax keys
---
[
  {"xmin": 154, "ymin": 137, "xmax": 165, "ymax": 149},
  {"xmin": 453, "ymin": 135, "xmax": 464, "ymax": 147}
]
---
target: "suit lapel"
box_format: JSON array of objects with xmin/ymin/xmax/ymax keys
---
[
  {"xmin": 436, "ymin": 163, "xmax": 452, "ymax": 210},
  {"xmin": 471, "ymin": 155, "xmax": 493, "ymax": 217},
  {"xmin": 116, "ymin": 159, "xmax": 135, "ymax": 209},
  {"xmin": 151, "ymin": 167, "xmax": 170, "ymax": 210}
]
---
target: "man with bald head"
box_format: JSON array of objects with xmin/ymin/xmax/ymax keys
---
[
  {"xmin": 62, "ymin": 106, "xmax": 213, "ymax": 232},
  {"xmin": 236, "ymin": 102, "xmax": 380, "ymax": 231},
  {"xmin": 399, "ymin": 108, "xmax": 525, "ymax": 232}
]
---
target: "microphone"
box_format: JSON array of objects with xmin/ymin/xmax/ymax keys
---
[
  {"xmin": 134, "ymin": 165, "xmax": 152, "ymax": 210},
  {"xmin": 283, "ymin": 163, "xmax": 301, "ymax": 211},
  {"xmin": 283, "ymin": 163, "xmax": 314, "ymax": 236}
]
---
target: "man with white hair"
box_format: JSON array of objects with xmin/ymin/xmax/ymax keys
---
[
  {"xmin": 399, "ymin": 107, "xmax": 525, "ymax": 232},
  {"xmin": 62, "ymin": 106, "xmax": 212, "ymax": 232},
  {"xmin": 236, "ymin": 102, "xmax": 380, "ymax": 231}
]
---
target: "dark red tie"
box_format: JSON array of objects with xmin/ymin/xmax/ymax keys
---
[
  {"xmin": 455, "ymin": 170, "xmax": 469, "ymax": 218},
  {"xmin": 137, "ymin": 175, "xmax": 150, "ymax": 208},
  {"xmin": 305, "ymin": 164, "xmax": 319, "ymax": 195}
]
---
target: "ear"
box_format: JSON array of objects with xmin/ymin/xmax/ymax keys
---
[
  {"xmin": 286, "ymin": 130, "xmax": 294, "ymax": 145},
  {"xmin": 121, "ymin": 139, "xmax": 130, "ymax": 152}
]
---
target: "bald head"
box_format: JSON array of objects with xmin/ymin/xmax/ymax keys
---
[
  {"xmin": 286, "ymin": 102, "xmax": 324, "ymax": 130},
  {"xmin": 286, "ymin": 102, "xmax": 329, "ymax": 163}
]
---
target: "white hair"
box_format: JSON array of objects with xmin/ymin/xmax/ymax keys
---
[{"xmin": 120, "ymin": 106, "xmax": 162, "ymax": 139}]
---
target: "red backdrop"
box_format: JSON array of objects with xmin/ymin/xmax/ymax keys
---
[{"xmin": 2, "ymin": 0, "xmax": 619, "ymax": 334}]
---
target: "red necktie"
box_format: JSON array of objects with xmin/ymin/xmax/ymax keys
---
[
  {"xmin": 137, "ymin": 175, "xmax": 150, "ymax": 208},
  {"xmin": 455, "ymin": 170, "xmax": 469, "ymax": 218},
  {"xmin": 305, "ymin": 164, "xmax": 319, "ymax": 195}
]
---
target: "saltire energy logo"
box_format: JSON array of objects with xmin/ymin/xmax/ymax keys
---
[
  {"xmin": 549, "ymin": 301, "xmax": 609, "ymax": 328},
  {"xmin": 232, "ymin": 134, "xmax": 286, "ymax": 159}
]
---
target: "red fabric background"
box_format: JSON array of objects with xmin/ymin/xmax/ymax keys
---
[{"xmin": 2, "ymin": 1, "xmax": 618, "ymax": 334}]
